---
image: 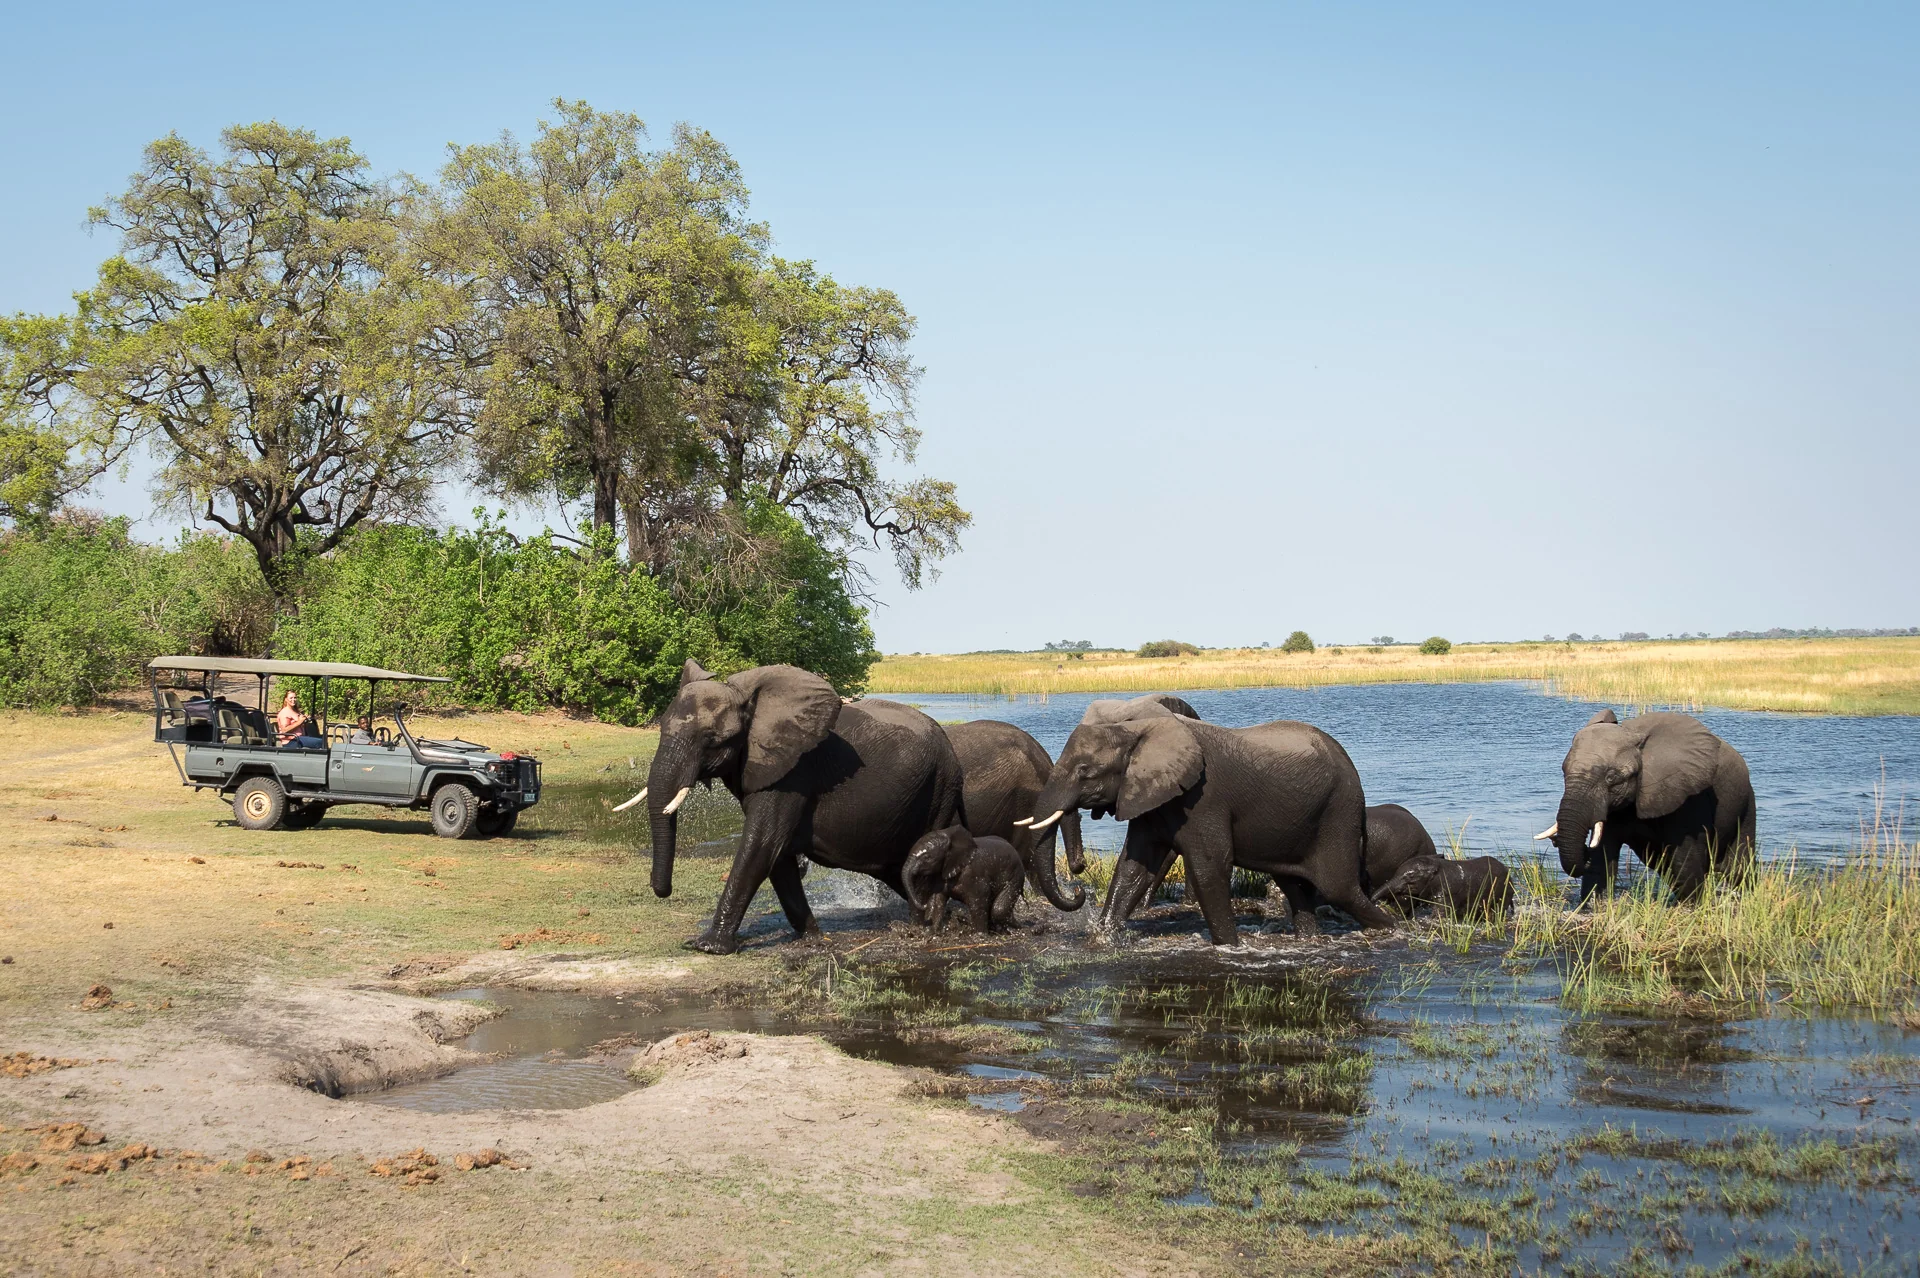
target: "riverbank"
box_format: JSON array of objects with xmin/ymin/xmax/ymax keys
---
[
  {"xmin": 869, "ymin": 636, "xmax": 1920, "ymax": 716},
  {"xmin": 0, "ymin": 710, "xmax": 1326, "ymax": 1275}
]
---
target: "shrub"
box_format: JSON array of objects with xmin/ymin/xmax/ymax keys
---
[
  {"xmin": 1137, "ymin": 640, "xmax": 1199, "ymax": 658},
  {"xmin": 1419, "ymin": 636, "xmax": 1453, "ymax": 655},
  {"xmin": 0, "ymin": 515, "xmax": 274, "ymax": 708},
  {"xmin": 1281, "ymin": 630, "xmax": 1314, "ymax": 654}
]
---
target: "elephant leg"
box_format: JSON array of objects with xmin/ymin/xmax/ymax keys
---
[
  {"xmin": 1181, "ymin": 839, "xmax": 1240, "ymax": 947},
  {"xmin": 965, "ymin": 885, "xmax": 993, "ymax": 933},
  {"xmin": 929, "ymin": 895, "xmax": 949, "ymax": 933},
  {"xmin": 691, "ymin": 791, "xmax": 807, "ymax": 954},
  {"xmin": 767, "ymin": 850, "xmax": 822, "ymax": 941},
  {"xmin": 1578, "ymin": 847, "xmax": 1620, "ymax": 907},
  {"xmin": 1276, "ymin": 877, "xmax": 1321, "ymax": 937},
  {"xmin": 991, "ymin": 877, "xmax": 1021, "ymax": 930},
  {"xmin": 1100, "ymin": 824, "xmax": 1169, "ymax": 931}
]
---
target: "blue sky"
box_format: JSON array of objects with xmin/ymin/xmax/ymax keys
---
[{"xmin": 3, "ymin": 2, "xmax": 1915, "ymax": 650}]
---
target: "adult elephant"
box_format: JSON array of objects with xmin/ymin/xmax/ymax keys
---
[
  {"xmin": 943, "ymin": 720, "xmax": 1087, "ymax": 910},
  {"xmin": 628, "ymin": 661, "xmax": 964, "ymax": 954},
  {"xmin": 1025, "ymin": 711, "xmax": 1397, "ymax": 945},
  {"xmin": 1365, "ymin": 804, "xmax": 1437, "ymax": 884},
  {"xmin": 1536, "ymin": 709, "xmax": 1756, "ymax": 904}
]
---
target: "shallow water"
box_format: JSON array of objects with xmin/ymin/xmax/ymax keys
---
[
  {"xmin": 355, "ymin": 888, "xmax": 1920, "ymax": 1271},
  {"xmin": 888, "ymin": 682, "xmax": 1920, "ymax": 863}
]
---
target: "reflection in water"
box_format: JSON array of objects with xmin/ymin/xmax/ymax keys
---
[{"xmin": 356, "ymin": 935, "xmax": 1919, "ymax": 1272}]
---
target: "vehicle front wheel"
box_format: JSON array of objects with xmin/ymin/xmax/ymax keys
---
[
  {"xmin": 233, "ymin": 777, "xmax": 288, "ymax": 831},
  {"xmin": 474, "ymin": 807, "xmax": 518, "ymax": 838},
  {"xmin": 431, "ymin": 783, "xmax": 479, "ymax": 839}
]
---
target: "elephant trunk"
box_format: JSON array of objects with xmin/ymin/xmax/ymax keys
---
[
  {"xmin": 1023, "ymin": 820, "xmax": 1086, "ymax": 911},
  {"xmin": 1061, "ymin": 809, "xmax": 1088, "ymax": 875},
  {"xmin": 902, "ymin": 852, "xmax": 935, "ymax": 915},
  {"xmin": 1553, "ymin": 781, "xmax": 1606, "ymax": 878},
  {"xmin": 647, "ymin": 736, "xmax": 700, "ymax": 898}
]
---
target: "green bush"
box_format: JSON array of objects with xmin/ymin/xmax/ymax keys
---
[
  {"xmin": 1281, "ymin": 630, "xmax": 1314, "ymax": 654},
  {"xmin": 0, "ymin": 507, "xmax": 877, "ymax": 721},
  {"xmin": 1137, "ymin": 639, "xmax": 1199, "ymax": 658},
  {"xmin": 0, "ymin": 515, "xmax": 273, "ymax": 708},
  {"xmin": 1420, "ymin": 636, "xmax": 1453, "ymax": 655},
  {"xmin": 278, "ymin": 509, "xmax": 876, "ymax": 724}
]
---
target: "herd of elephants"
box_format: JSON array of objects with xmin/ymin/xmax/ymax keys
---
[{"xmin": 619, "ymin": 661, "xmax": 1761, "ymax": 954}]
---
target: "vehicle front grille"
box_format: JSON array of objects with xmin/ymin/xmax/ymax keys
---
[{"xmin": 519, "ymin": 759, "xmax": 540, "ymax": 793}]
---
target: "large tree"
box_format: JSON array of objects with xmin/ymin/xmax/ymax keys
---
[
  {"xmin": 433, "ymin": 101, "xmax": 968, "ymax": 593},
  {"xmin": 426, "ymin": 100, "xmax": 757, "ymax": 562},
  {"xmin": 0, "ymin": 123, "xmax": 462, "ymax": 597}
]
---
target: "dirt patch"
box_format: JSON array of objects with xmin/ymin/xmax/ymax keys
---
[
  {"xmin": 204, "ymin": 980, "xmax": 500, "ymax": 1097},
  {"xmin": 411, "ymin": 950, "xmax": 708, "ymax": 994}
]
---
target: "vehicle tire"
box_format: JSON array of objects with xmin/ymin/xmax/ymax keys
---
[
  {"xmin": 431, "ymin": 783, "xmax": 479, "ymax": 839},
  {"xmin": 282, "ymin": 802, "xmax": 326, "ymax": 831},
  {"xmin": 233, "ymin": 776, "xmax": 288, "ymax": 831},
  {"xmin": 474, "ymin": 808, "xmax": 518, "ymax": 838}
]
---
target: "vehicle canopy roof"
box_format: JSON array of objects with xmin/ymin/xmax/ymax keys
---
[{"xmin": 147, "ymin": 656, "xmax": 451, "ymax": 684}]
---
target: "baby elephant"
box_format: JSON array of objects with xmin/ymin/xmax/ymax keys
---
[
  {"xmin": 903, "ymin": 826, "xmax": 1025, "ymax": 933},
  {"xmin": 1370, "ymin": 855, "xmax": 1514, "ymax": 920}
]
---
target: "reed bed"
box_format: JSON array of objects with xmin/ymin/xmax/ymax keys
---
[
  {"xmin": 871, "ymin": 637, "xmax": 1920, "ymax": 716},
  {"xmin": 1511, "ymin": 809, "xmax": 1920, "ymax": 1017}
]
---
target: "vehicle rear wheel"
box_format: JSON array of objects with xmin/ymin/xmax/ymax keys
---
[
  {"xmin": 431, "ymin": 783, "xmax": 479, "ymax": 839},
  {"xmin": 474, "ymin": 808, "xmax": 518, "ymax": 838},
  {"xmin": 233, "ymin": 777, "xmax": 288, "ymax": 831},
  {"xmin": 282, "ymin": 801, "xmax": 326, "ymax": 831}
]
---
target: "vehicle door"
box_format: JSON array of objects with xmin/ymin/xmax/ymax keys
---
[{"xmin": 333, "ymin": 736, "xmax": 419, "ymax": 799}]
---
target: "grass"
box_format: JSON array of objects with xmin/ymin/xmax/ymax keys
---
[
  {"xmin": 1511, "ymin": 822, "xmax": 1920, "ymax": 1017},
  {"xmin": 870, "ymin": 635, "xmax": 1920, "ymax": 715}
]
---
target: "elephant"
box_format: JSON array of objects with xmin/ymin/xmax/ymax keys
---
[
  {"xmin": 943, "ymin": 720, "xmax": 1087, "ymax": 911},
  {"xmin": 1536, "ymin": 709, "xmax": 1756, "ymax": 904},
  {"xmin": 902, "ymin": 825, "xmax": 1025, "ymax": 933},
  {"xmin": 1025, "ymin": 712, "xmax": 1398, "ymax": 945},
  {"xmin": 1365, "ymin": 803, "xmax": 1437, "ymax": 886},
  {"xmin": 629, "ymin": 661, "xmax": 965, "ymax": 954},
  {"xmin": 1370, "ymin": 854, "xmax": 1514, "ymax": 919}
]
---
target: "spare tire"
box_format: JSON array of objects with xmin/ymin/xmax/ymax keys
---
[{"xmin": 474, "ymin": 808, "xmax": 518, "ymax": 838}]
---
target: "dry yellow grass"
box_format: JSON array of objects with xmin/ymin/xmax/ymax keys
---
[{"xmin": 870, "ymin": 637, "xmax": 1920, "ymax": 715}]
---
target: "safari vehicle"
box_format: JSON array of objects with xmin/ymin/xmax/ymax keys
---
[{"xmin": 147, "ymin": 657, "xmax": 541, "ymax": 838}]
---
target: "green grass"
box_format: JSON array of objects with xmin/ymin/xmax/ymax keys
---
[{"xmin": 869, "ymin": 635, "xmax": 1920, "ymax": 715}]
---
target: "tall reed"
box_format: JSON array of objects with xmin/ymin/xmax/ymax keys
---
[{"xmin": 870, "ymin": 637, "xmax": 1920, "ymax": 716}]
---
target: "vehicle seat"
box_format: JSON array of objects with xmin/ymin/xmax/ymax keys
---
[{"xmin": 154, "ymin": 689, "xmax": 184, "ymax": 723}]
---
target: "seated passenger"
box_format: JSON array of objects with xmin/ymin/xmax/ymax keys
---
[{"xmin": 275, "ymin": 691, "xmax": 324, "ymax": 749}]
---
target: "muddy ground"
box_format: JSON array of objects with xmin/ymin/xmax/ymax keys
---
[{"xmin": 0, "ymin": 709, "xmax": 1395, "ymax": 1276}]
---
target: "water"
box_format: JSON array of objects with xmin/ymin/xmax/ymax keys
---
[
  {"xmin": 352, "ymin": 933, "xmax": 1920, "ymax": 1272},
  {"xmin": 887, "ymin": 683, "xmax": 1920, "ymax": 863}
]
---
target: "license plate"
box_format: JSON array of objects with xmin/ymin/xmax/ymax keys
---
[{"xmin": 523, "ymin": 793, "xmax": 537, "ymax": 803}]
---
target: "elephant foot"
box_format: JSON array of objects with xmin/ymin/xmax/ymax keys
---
[
  {"xmin": 1290, "ymin": 912, "xmax": 1322, "ymax": 938},
  {"xmin": 683, "ymin": 931, "xmax": 741, "ymax": 955},
  {"xmin": 793, "ymin": 920, "xmax": 825, "ymax": 942}
]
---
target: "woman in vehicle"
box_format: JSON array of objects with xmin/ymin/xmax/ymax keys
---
[{"xmin": 275, "ymin": 690, "xmax": 324, "ymax": 749}]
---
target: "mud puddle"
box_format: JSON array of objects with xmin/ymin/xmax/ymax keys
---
[{"xmin": 361, "ymin": 907, "xmax": 1920, "ymax": 1272}]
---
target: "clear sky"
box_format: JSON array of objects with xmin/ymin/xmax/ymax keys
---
[{"xmin": 3, "ymin": 2, "xmax": 1915, "ymax": 651}]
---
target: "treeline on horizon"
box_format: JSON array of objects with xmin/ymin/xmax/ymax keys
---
[
  {"xmin": 932, "ymin": 627, "xmax": 1920, "ymax": 657},
  {"xmin": 0, "ymin": 103, "xmax": 968, "ymax": 718}
]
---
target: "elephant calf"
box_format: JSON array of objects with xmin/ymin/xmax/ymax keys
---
[
  {"xmin": 904, "ymin": 826, "xmax": 1025, "ymax": 933},
  {"xmin": 1370, "ymin": 855, "xmax": 1514, "ymax": 920}
]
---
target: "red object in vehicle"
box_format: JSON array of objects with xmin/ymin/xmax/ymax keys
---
[{"xmin": 499, "ymin": 751, "xmax": 517, "ymax": 761}]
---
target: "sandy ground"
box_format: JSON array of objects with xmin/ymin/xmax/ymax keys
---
[{"xmin": 0, "ymin": 710, "xmax": 1238, "ymax": 1276}]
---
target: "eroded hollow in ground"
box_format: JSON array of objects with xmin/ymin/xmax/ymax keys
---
[{"xmin": 347, "ymin": 865, "xmax": 1920, "ymax": 1274}]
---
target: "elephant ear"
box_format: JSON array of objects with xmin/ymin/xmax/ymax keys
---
[
  {"xmin": 1146, "ymin": 694, "xmax": 1202, "ymax": 720},
  {"xmin": 680, "ymin": 659, "xmax": 715, "ymax": 688},
  {"xmin": 1584, "ymin": 708, "xmax": 1618, "ymax": 728},
  {"xmin": 1116, "ymin": 716, "xmax": 1205, "ymax": 820},
  {"xmin": 1629, "ymin": 714, "xmax": 1720, "ymax": 820},
  {"xmin": 727, "ymin": 665, "xmax": 841, "ymax": 791}
]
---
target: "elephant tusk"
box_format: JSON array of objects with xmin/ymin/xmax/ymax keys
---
[
  {"xmin": 1587, "ymin": 821, "xmax": 1604, "ymax": 849},
  {"xmin": 1027, "ymin": 809, "xmax": 1064, "ymax": 833},
  {"xmin": 662, "ymin": 786, "xmax": 692, "ymax": 816},
  {"xmin": 612, "ymin": 787, "xmax": 648, "ymax": 813},
  {"xmin": 1533, "ymin": 823, "xmax": 1558, "ymax": 841},
  {"xmin": 1012, "ymin": 817, "xmax": 1033, "ymax": 826}
]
